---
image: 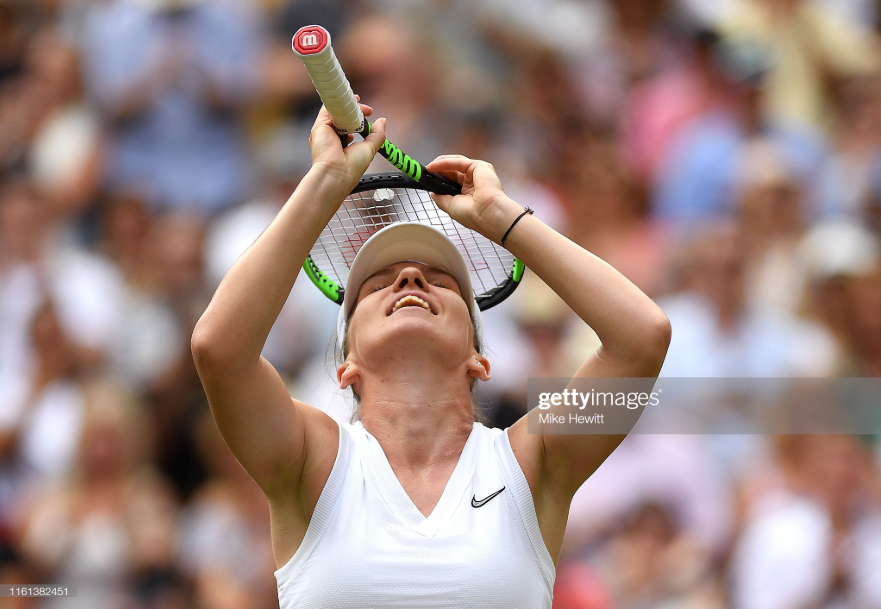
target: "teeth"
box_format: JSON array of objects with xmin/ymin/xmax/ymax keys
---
[{"xmin": 392, "ymin": 295, "xmax": 431, "ymax": 313}]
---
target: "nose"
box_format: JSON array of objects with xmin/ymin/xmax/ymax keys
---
[{"xmin": 393, "ymin": 266, "xmax": 428, "ymax": 292}]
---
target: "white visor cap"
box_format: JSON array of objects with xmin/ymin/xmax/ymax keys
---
[{"xmin": 341, "ymin": 222, "xmax": 475, "ymax": 321}]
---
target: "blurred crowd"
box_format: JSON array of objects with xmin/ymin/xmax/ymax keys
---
[{"xmin": 1, "ymin": 0, "xmax": 881, "ymax": 607}]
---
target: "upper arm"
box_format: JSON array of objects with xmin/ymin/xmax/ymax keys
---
[
  {"xmin": 191, "ymin": 332, "xmax": 338, "ymax": 503},
  {"xmin": 507, "ymin": 321, "xmax": 670, "ymax": 564},
  {"xmin": 509, "ymin": 315, "xmax": 671, "ymax": 507}
]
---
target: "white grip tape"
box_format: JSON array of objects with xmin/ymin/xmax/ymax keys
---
[{"xmin": 292, "ymin": 26, "xmax": 364, "ymax": 134}]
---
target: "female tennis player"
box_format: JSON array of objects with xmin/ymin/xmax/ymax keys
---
[{"xmin": 192, "ymin": 102, "xmax": 671, "ymax": 608}]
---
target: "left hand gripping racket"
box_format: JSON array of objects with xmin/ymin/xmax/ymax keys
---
[{"xmin": 292, "ymin": 25, "xmax": 525, "ymax": 311}]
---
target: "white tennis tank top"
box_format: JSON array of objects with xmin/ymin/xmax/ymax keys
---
[{"xmin": 274, "ymin": 421, "xmax": 555, "ymax": 608}]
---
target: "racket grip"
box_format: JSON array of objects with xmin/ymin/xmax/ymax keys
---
[{"xmin": 292, "ymin": 25, "xmax": 364, "ymax": 135}]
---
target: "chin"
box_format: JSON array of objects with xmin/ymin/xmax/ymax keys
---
[{"xmin": 364, "ymin": 316, "xmax": 469, "ymax": 362}]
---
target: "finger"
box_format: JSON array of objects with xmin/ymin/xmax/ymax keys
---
[
  {"xmin": 362, "ymin": 117, "xmax": 387, "ymax": 153},
  {"xmin": 311, "ymin": 105, "xmax": 338, "ymax": 138},
  {"xmin": 354, "ymin": 94, "xmax": 375, "ymax": 117},
  {"xmin": 434, "ymin": 169, "xmax": 466, "ymax": 184},
  {"xmin": 426, "ymin": 155, "xmax": 476, "ymax": 174},
  {"xmin": 430, "ymin": 192, "xmax": 452, "ymax": 211},
  {"xmin": 314, "ymin": 104, "xmax": 334, "ymax": 126},
  {"xmin": 428, "ymin": 154, "xmax": 474, "ymax": 164}
]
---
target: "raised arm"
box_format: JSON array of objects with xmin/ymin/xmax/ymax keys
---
[
  {"xmin": 426, "ymin": 155, "xmax": 671, "ymax": 561},
  {"xmin": 191, "ymin": 106, "xmax": 385, "ymax": 506}
]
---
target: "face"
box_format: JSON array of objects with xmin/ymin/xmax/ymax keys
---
[
  {"xmin": 343, "ymin": 262, "xmax": 478, "ymax": 376},
  {"xmin": 0, "ymin": 185, "xmax": 46, "ymax": 262},
  {"xmin": 801, "ymin": 435, "xmax": 866, "ymax": 505}
]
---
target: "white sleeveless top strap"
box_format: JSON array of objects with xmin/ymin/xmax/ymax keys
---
[{"xmin": 275, "ymin": 421, "xmax": 555, "ymax": 608}]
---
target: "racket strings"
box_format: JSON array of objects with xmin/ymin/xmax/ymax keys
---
[{"xmin": 312, "ymin": 187, "xmax": 515, "ymax": 296}]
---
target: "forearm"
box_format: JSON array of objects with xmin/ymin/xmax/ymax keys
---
[
  {"xmin": 193, "ymin": 167, "xmax": 349, "ymax": 365},
  {"xmin": 502, "ymin": 208, "xmax": 670, "ymax": 367}
]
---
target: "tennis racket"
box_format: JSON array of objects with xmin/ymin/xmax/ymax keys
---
[{"xmin": 292, "ymin": 25, "xmax": 525, "ymax": 311}]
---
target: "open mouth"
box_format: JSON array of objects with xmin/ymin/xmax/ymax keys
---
[{"xmin": 389, "ymin": 294, "xmax": 435, "ymax": 315}]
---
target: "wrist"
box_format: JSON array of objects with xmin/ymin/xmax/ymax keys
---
[
  {"xmin": 500, "ymin": 206, "xmax": 534, "ymax": 248},
  {"xmin": 306, "ymin": 162, "xmax": 358, "ymax": 200},
  {"xmin": 491, "ymin": 196, "xmax": 531, "ymax": 244}
]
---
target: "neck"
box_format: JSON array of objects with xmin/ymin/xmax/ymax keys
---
[{"xmin": 358, "ymin": 367, "xmax": 475, "ymax": 472}]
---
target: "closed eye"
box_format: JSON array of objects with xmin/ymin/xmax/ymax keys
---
[
  {"xmin": 371, "ymin": 284, "xmax": 391, "ymax": 293},
  {"xmin": 431, "ymin": 282, "xmax": 447, "ymax": 289}
]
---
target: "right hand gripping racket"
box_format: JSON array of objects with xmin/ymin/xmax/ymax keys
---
[{"xmin": 292, "ymin": 25, "xmax": 525, "ymax": 311}]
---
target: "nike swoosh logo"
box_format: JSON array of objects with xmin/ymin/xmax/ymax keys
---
[{"xmin": 471, "ymin": 487, "xmax": 505, "ymax": 508}]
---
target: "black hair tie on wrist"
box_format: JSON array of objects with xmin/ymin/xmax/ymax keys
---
[{"xmin": 500, "ymin": 206, "xmax": 534, "ymax": 248}]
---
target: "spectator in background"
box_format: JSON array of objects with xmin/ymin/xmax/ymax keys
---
[
  {"xmin": 25, "ymin": 27, "xmax": 102, "ymax": 224},
  {"xmin": 511, "ymin": 50, "xmax": 588, "ymax": 203},
  {"xmin": 177, "ymin": 410, "xmax": 277, "ymax": 609},
  {"xmin": 19, "ymin": 381, "xmax": 184, "ymax": 609},
  {"xmin": 94, "ymin": 192, "xmax": 186, "ymax": 395},
  {"xmin": 568, "ymin": 0, "xmax": 680, "ymax": 127},
  {"xmin": 91, "ymin": 193, "xmax": 209, "ymax": 501},
  {"xmin": 0, "ymin": 303, "xmax": 85, "ymax": 498},
  {"xmin": 0, "ymin": 179, "xmax": 124, "ymax": 402},
  {"xmin": 730, "ymin": 435, "xmax": 881, "ymax": 609},
  {"xmin": 816, "ymin": 74, "xmax": 881, "ymax": 219},
  {"xmin": 621, "ymin": 28, "xmax": 721, "ymax": 185},
  {"xmin": 653, "ymin": 33, "xmax": 827, "ymax": 223},
  {"xmin": 800, "ymin": 218, "xmax": 881, "ymax": 374},
  {"xmin": 836, "ymin": 269, "xmax": 881, "ymax": 375},
  {"xmin": 585, "ymin": 502, "xmax": 723, "ymax": 609},
  {"xmin": 738, "ymin": 140, "xmax": 810, "ymax": 318},
  {"xmin": 81, "ymin": 0, "xmax": 261, "ymax": 216},
  {"xmin": 564, "ymin": 431, "xmax": 734, "ymax": 573},
  {"xmin": 0, "ymin": 17, "xmax": 97, "ymax": 181},
  {"xmin": 566, "ymin": 136, "xmax": 672, "ymax": 297},
  {"xmin": 659, "ymin": 221, "xmax": 839, "ymax": 377},
  {"xmin": 721, "ymin": 0, "xmax": 881, "ymax": 130},
  {"xmin": 135, "ymin": 213, "xmax": 212, "ymax": 500}
]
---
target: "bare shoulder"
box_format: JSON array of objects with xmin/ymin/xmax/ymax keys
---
[
  {"xmin": 268, "ymin": 401, "xmax": 340, "ymax": 570},
  {"xmin": 505, "ymin": 417, "xmax": 571, "ymax": 565},
  {"xmin": 505, "ymin": 418, "xmax": 542, "ymax": 494},
  {"xmin": 277, "ymin": 400, "xmax": 340, "ymax": 507},
  {"xmin": 506, "ymin": 414, "xmax": 627, "ymax": 566}
]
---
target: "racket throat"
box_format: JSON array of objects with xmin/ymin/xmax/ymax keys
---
[
  {"xmin": 379, "ymin": 140, "xmax": 422, "ymax": 181},
  {"xmin": 344, "ymin": 120, "xmax": 459, "ymax": 195}
]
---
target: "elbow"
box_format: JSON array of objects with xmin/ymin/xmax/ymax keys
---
[
  {"xmin": 618, "ymin": 310, "xmax": 671, "ymax": 374},
  {"xmin": 191, "ymin": 316, "xmax": 261, "ymax": 376},
  {"xmin": 190, "ymin": 324, "xmax": 212, "ymax": 372},
  {"xmin": 599, "ymin": 310, "xmax": 671, "ymax": 375},
  {"xmin": 191, "ymin": 319, "xmax": 225, "ymax": 372},
  {"xmin": 652, "ymin": 311, "xmax": 672, "ymax": 355},
  {"xmin": 642, "ymin": 310, "xmax": 672, "ymax": 372}
]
